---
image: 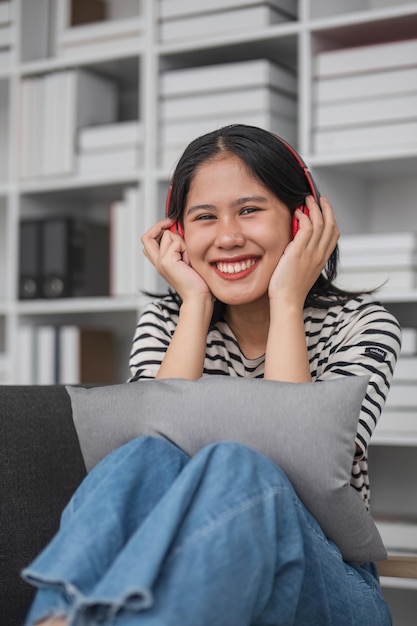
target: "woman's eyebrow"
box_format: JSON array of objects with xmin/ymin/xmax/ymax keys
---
[
  {"xmin": 231, "ymin": 195, "xmax": 269, "ymax": 207},
  {"xmin": 186, "ymin": 204, "xmax": 217, "ymax": 216}
]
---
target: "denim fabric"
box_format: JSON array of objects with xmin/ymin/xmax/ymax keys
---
[{"xmin": 22, "ymin": 437, "xmax": 392, "ymax": 626}]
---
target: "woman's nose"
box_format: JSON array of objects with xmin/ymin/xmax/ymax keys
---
[{"xmin": 214, "ymin": 219, "xmax": 246, "ymax": 248}]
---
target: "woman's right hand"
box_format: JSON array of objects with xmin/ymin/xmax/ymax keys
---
[{"xmin": 141, "ymin": 218, "xmax": 213, "ymax": 302}]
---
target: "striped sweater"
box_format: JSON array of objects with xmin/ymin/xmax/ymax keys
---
[{"xmin": 129, "ymin": 293, "xmax": 401, "ymax": 508}]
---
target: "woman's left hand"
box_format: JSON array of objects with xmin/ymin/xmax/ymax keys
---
[{"xmin": 268, "ymin": 195, "xmax": 340, "ymax": 306}]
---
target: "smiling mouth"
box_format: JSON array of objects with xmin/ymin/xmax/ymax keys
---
[{"xmin": 215, "ymin": 258, "xmax": 257, "ymax": 275}]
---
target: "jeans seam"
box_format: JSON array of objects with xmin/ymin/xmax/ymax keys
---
[{"xmin": 171, "ymin": 485, "xmax": 285, "ymax": 556}]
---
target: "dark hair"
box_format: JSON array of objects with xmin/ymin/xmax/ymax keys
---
[{"xmin": 166, "ymin": 124, "xmax": 371, "ymax": 320}]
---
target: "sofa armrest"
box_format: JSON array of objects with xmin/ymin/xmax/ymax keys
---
[{"xmin": 0, "ymin": 385, "xmax": 87, "ymax": 625}]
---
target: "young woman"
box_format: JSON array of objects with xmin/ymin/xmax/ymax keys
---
[{"xmin": 24, "ymin": 124, "xmax": 401, "ymax": 626}]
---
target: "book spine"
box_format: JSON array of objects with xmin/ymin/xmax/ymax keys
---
[
  {"xmin": 161, "ymin": 87, "xmax": 297, "ymax": 122},
  {"xmin": 160, "ymin": 0, "xmax": 297, "ymax": 20},
  {"xmin": 160, "ymin": 6, "xmax": 287, "ymax": 44},
  {"xmin": 312, "ymin": 120, "xmax": 417, "ymax": 154},
  {"xmin": 160, "ymin": 59, "xmax": 297, "ymax": 97},
  {"xmin": 314, "ymin": 67, "xmax": 417, "ymax": 104},
  {"xmin": 314, "ymin": 38, "xmax": 417, "ymax": 78},
  {"xmin": 314, "ymin": 93, "xmax": 417, "ymax": 130}
]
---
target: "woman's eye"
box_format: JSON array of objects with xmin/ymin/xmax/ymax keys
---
[
  {"xmin": 241, "ymin": 207, "xmax": 260, "ymax": 215},
  {"xmin": 195, "ymin": 213, "xmax": 216, "ymax": 221}
]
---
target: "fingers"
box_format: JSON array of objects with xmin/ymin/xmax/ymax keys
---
[
  {"xmin": 141, "ymin": 218, "xmax": 182, "ymax": 267},
  {"xmin": 295, "ymin": 195, "xmax": 339, "ymax": 272},
  {"xmin": 304, "ymin": 194, "xmax": 339, "ymax": 245}
]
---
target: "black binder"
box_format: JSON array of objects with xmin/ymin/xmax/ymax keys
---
[
  {"xmin": 41, "ymin": 217, "xmax": 110, "ymax": 298},
  {"xmin": 18, "ymin": 220, "xmax": 43, "ymax": 299}
]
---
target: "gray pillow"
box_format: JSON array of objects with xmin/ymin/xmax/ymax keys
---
[{"xmin": 66, "ymin": 375, "xmax": 386, "ymax": 563}]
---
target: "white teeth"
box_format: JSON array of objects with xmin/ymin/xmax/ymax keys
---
[{"xmin": 216, "ymin": 259, "xmax": 256, "ymax": 274}]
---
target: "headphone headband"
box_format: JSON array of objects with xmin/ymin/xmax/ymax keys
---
[{"xmin": 273, "ymin": 135, "xmax": 319, "ymax": 202}]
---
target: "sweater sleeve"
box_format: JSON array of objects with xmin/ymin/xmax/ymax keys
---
[
  {"xmin": 128, "ymin": 297, "xmax": 179, "ymax": 381},
  {"xmin": 316, "ymin": 298, "xmax": 402, "ymax": 459}
]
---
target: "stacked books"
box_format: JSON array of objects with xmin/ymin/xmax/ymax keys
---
[
  {"xmin": 336, "ymin": 232, "xmax": 417, "ymax": 292},
  {"xmin": 376, "ymin": 349, "xmax": 417, "ymax": 442},
  {"xmin": 159, "ymin": 58, "xmax": 298, "ymax": 169},
  {"xmin": 77, "ymin": 120, "xmax": 143, "ymax": 176},
  {"xmin": 0, "ymin": 1, "xmax": 13, "ymax": 69},
  {"xmin": 158, "ymin": 0, "xmax": 297, "ymax": 44},
  {"xmin": 109, "ymin": 186, "xmax": 144, "ymax": 298},
  {"xmin": 20, "ymin": 68, "xmax": 118, "ymax": 179},
  {"xmin": 312, "ymin": 38, "xmax": 417, "ymax": 155},
  {"xmin": 17, "ymin": 324, "xmax": 115, "ymax": 385}
]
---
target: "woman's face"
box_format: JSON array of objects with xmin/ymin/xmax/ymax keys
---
[{"xmin": 182, "ymin": 154, "xmax": 292, "ymax": 306}]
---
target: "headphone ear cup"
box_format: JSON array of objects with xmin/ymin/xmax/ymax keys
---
[{"xmin": 291, "ymin": 205, "xmax": 309, "ymax": 238}]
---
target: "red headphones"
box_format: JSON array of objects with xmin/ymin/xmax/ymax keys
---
[{"xmin": 166, "ymin": 135, "xmax": 319, "ymax": 239}]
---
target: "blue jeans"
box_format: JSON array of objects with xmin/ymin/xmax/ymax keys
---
[{"xmin": 22, "ymin": 436, "xmax": 391, "ymax": 626}]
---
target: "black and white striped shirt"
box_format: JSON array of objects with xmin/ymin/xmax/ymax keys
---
[{"xmin": 129, "ymin": 293, "xmax": 401, "ymax": 508}]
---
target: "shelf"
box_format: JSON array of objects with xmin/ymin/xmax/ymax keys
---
[
  {"xmin": 381, "ymin": 576, "xmax": 417, "ymax": 590},
  {"xmin": 17, "ymin": 295, "xmax": 148, "ymax": 316},
  {"xmin": 19, "ymin": 171, "xmax": 142, "ymax": 200},
  {"xmin": 19, "ymin": 43, "xmax": 143, "ymax": 77},
  {"xmin": 310, "ymin": 150, "xmax": 417, "ymax": 179}
]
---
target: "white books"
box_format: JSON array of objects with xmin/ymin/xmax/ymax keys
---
[
  {"xmin": 339, "ymin": 252, "xmax": 417, "ymax": 271},
  {"xmin": 159, "ymin": 0, "xmax": 297, "ymax": 20},
  {"xmin": 161, "ymin": 87, "xmax": 297, "ymax": 122},
  {"xmin": 30, "ymin": 76, "xmax": 45, "ymax": 179},
  {"xmin": 338, "ymin": 233, "xmax": 417, "ymax": 255},
  {"xmin": 20, "ymin": 68, "xmax": 118, "ymax": 179},
  {"xmin": 77, "ymin": 146, "xmax": 140, "ymax": 175},
  {"xmin": 312, "ymin": 120, "xmax": 417, "ymax": 154},
  {"xmin": 58, "ymin": 325, "xmax": 115, "ymax": 385},
  {"xmin": 159, "ymin": 114, "xmax": 296, "ymax": 168},
  {"xmin": 160, "ymin": 59, "xmax": 297, "ymax": 97},
  {"xmin": 43, "ymin": 72, "xmax": 61, "ymax": 177},
  {"xmin": 17, "ymin": 326, "xmax": 35, "ymax": 385},
  {"xmin": 110, "ymin": 186, "xmax": 142, "ymax": 297},
  {"xmin": 314, "ymin": 39, "xmax": 417, "ymax": 78},
  {"xmin": 160, "ymin": 113, "xmax": 296, "ymax": 148},
  {"xmin": 335, "ymin": 269, "xmax": 417, "ymax": 292},
  {"xmin": 58, "ymin": 325, "xmax": 81, "ymax": 385},
  {"xmin": 35, "ymin": 325, "xmax": 57, "ymax": 385},
  {"xmin": 0, "ymin": 2, "xmax": 11, "ymax": 25},
  {"xmin": 314, "ymin": 92, "xmax": 417, "ymax": 130},
  {"xmin": 385, "ymin": 383, "xmax": 417, "ymax": 409},
  {"xmin": 401, "ymin": 328, "xmax": 417, "ymax": 356},
  {"xmin": 160, "ymin": 5, "xmax": 287, "ymax": 43},
  {"xmin": 376, "ymin": 410, "xmax": 417, "ymax": 435},
  {"xmin": 78, "ymin": 120, "xmax": 144, "ymax": 151},
  {"xmin": 314, "ymin": 67, "xmax": 417, "ymax": 105},
  {"xmin": 375, "ymin": 518, "xmax": 417, "ymax": 552}
]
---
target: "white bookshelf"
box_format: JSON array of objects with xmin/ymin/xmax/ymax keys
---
[{"xmin": 1, "ymin": 0, "xmax": 417, "ymax": 619}]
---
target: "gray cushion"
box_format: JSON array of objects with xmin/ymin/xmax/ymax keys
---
[{"xmin": 66, "ymin": 375, "xmax": 386, "ymax": 563}]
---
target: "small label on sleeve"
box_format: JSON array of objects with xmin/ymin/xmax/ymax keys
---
[{"xmin": 364, "ymin": 346, "xmax": 387, "ymax": 362}]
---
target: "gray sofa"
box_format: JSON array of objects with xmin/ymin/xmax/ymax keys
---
[{"xmin": 0, "ymin": 386, "xmax": 87, "ymax": 625}]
